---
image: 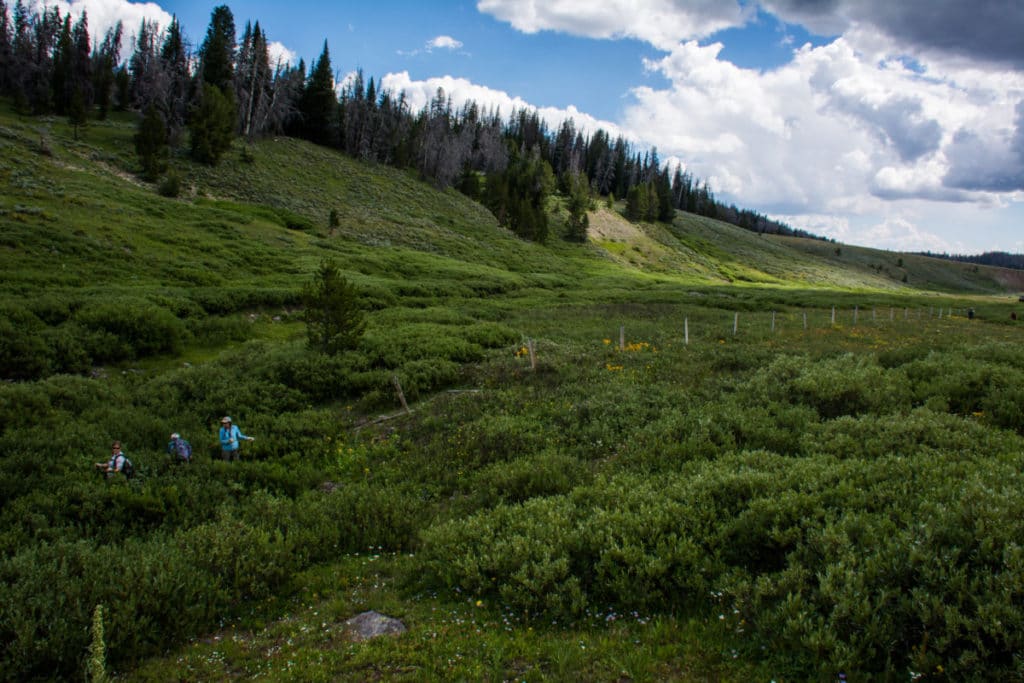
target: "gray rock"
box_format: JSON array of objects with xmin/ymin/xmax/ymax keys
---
[{"xmin": 344, "ymin": 611, "xmax": 406, "ymax": 642}]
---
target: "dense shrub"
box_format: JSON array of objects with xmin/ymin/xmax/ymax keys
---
[
  {"xmin": 750, "ymin": 354, "xmax": 911, "ymax": 419},
  {"xmin": 462, "ymin": 322, "xmax": 519, "ymax": 348},
  {"xmin": 417, "ymin": 443, "xmax": 1024, "ymax": 678},
  {"xmin": 467, "ymin": 450, "xmax": 587, "ymax": 508},
  {"xmin": 361, "ymin": 324, "xmax": 485, "ymax": 367},
  {"xmin": 0, "ymin": 314, "xmax": 52, "ymax": 380},
  {"xmin": 267, "ymin": 345, "xmax": 378, "ymax": 402},
  {"xmin": 73, "ymin": 300, "xmax": 187, "ymax": 361}
]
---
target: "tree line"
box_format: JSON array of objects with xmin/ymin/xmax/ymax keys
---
[
  {"xmin": 915, "ymin": 251, "xmax": 1024, "ymax": 271},
  {"xmin": 0, "ymin": 1, "xmax": 823, "ymax": 242}
]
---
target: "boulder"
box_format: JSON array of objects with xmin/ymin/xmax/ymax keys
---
[{"xmin": 344, "ymin": 611, "xmax": 406, "ymax": 642}]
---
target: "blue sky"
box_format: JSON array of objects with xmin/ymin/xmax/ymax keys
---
[{"xmin": 51, "ymin": 1, "xmax": 1024, "ymax": 255}]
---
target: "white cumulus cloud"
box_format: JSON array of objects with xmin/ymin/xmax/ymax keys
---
[
  {"xmin": 380, "ymin": 71, "xmax": 623, "ymax": 138},
  {"xmin": 45, "ymin": 0, "xmax": 173, "ymax": 50},
  {"xmin": 427, "ymin": 35, "xmax": 463, "ymax": 51},
  {"xmin": 476, "ymin": 0, "xmax": 749, "ymax": 50}
]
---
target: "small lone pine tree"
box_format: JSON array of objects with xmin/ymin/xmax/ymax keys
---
[
  {"xmin": 302, "ymin": 259, "xmax": 365, "ymax": 355},
  {"xmin": 565, "ymin": 171, "xmax": 590, "ymax": 242}
]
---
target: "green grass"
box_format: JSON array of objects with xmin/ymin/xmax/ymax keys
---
[{"xmin": 4, "ymin": 99, "xmax": 1024, "ymax": 682}]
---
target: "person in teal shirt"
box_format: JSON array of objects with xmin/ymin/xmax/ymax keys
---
[{"xmin": 218, "ymin": 416, "xmax": 254, "ymax": 461}]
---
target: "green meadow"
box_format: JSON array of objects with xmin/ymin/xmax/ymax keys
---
[{"xmin": 3, "ymin": 103, "xmax": 1024, "ymax": 681}]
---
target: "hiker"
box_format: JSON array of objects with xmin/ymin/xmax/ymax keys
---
[
  {"xmin": 218, "ymin": 416, "xmax": 254, "ymax": 461},
  {"xmin": 166, "ymin": 432, "xmax": 192, "ymax": 464},
  {"xmin": 95, "ymin": 441, "xmax": 134, "ymax": 479}
]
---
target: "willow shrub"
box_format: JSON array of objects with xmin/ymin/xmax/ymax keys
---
[
  {"xmin": 416, "ymin": 437, "xmax": 1024, "ymax": 678},
  {"xmin": 73, "ymin": 299, "xmax": 187, "ymax": 362},
  {"xmin": 0, "ymin": 480, "xmax": 426, "ymax": 680}
]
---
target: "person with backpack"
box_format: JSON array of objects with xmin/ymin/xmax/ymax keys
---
[
  {"xmin": 95, "ymin": 441, "xmax": 134, "ymax": 479},
  {"xmin": 218, "ymin": 416, "xmax": 254, "ymax": 461},
  {"xmin": 166, "ymin": 432, "xmax": 192, "ymax": 464}
]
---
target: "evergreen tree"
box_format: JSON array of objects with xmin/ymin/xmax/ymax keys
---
[
  {"xmin": 27, "ymin": 5, "xmax": 61, "ymax": 113},
  {"xmin": 128, "ymin": 18, "xmax": 160, "ymax": 111},
  {"xmin": 113, "ymin": 64, "xmax": 129, "ymax": 111},
  {"xmin": 91, "ymin": 21, "xmax": 121, "ymax": 120},
  {"xmin": 8, "ymin": 0, "xmax": 32, "ymax": 110},
  {"xmin": 51, "ymin": 15, "xmax": 71, "ymax": 115},
  {"xmin": 235, "ymin": 21, "xmax": 273, "ymax": 140},
  {"xmin": 0, "ymin": 0, "xmax": 11, "ymax": 95},
  {"xmin": 656, "ymin": 168, "xmax": 674, "ymax": 222},
  {"xmin": 299, "ymin": 41, "xmax": 337, "ymax": 145},
  {"xmin": 484, "ymin": 147, "xmax": 553, "ymax": 242},
  {"xmin": 301, "ymin": 259, "xmax": 366, "ymax": 355},
  {"xmin": 626, "ymin": 184, "xmax": 647, "ymax": 220},
  {"xmin": 198, "ymin": 5, "xmax": 235, "ymax": 94},
  {"xmin": 135, "ymin": 103, "xmax": 168, "ymax": 180},
  {"xmin": 159, "ymin": 17, "xmax": 190, "ymax": 139},
  {"xmin": 565, "ymin": 170, "xmax": 590, "ymax": 242},
  {"xmin": 66, "ymin": 10, "xmax": 92, "ymax": 133},
  {"xmin": 189, "ymin": 82, "xmax": 234, "ymax": 164}
]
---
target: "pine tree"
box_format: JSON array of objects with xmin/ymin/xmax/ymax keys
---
[
  {"xmin": 189, "ymin": 83, "xmax": 234, "ymax": 165},
  {"xmin": 0, "ymin": 0, "xmax": 11, "ymax": 95},
  {"xmin": 135, "ymin": 103, "xmax": 168, "ymax": 180},
  {"xmin": 565, "ymin": 170, "xmax": 590, "ymax": 242},
  {"xmin": 51, "ymin": 15, "xmax": 71, "ymax": 115},
  {"xmin": 198, "ymin": 5, "xmax": 235, "ymax": 94},
  {"xmin": 8, "ymin": 0, "xmax": 32, "ymax": 111},
  {"xmin": 160, "ymin": 17, "xmax": 189, "ymax": 139},
  {"xmin": 67, "ymin": 10, "xmax": 92, "ymax": 134},
  {"xmin": 91, "ymin": 21, "xmax": 121, "ymax": 120},
  {"xmin": 301, "ymin": 260, "xmax": 366, "ymax": 355},
  {"xmin": 235, "ymin": 21, "xmax": 273, "ymax": 140},
  {"xmin": 299, "ymin": 41, "xmax": 337, "ymax": 145},
  {"xmin": 128, "ymin": 18, "xmax": 160, "ymax": 111}
]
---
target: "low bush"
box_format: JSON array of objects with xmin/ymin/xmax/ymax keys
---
[
  {"xmin": 73, "ymin": 300, "xmax": 187, "ymax": 361},
  {"xmin": 467, "ymin": 450, "xmax": 587, "ymax": 508}
]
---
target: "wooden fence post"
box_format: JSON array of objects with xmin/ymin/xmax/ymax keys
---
[
  {"xmin": 771, "ymin": 311, "xmax": 776, "ymax": 333},
  {"xmin": 853, "ymin": 305, "xmax": 858, "ymax": 326},
  {"xmin": 803, "ymin": 311, "xmax": 808, "ymax": 330},
  {"xmin": 619, "ymin": 325, "xmax": 625, "ymax": 351},
  {"xmin": 684, "ymin": 317, "xmax": 689, "ymax": 345},
  {"xmin": 391, "ymin": 375, "xmax": 411, "ymax": 414},
  {"xmin": 527, "ymin": 338, "xmax": 536, "ymax": 370},
  {"xmin": 831, "ymin": 306, "xmax": 836, "ymax": 325},
  {"xmin": 733, "ymin": 312, "xmax": 739, "ymax": 336}
]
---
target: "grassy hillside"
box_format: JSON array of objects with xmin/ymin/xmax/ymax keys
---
[{"xmin": 4, "ymin": 102, "xmax": 1024, "ymax": 682}]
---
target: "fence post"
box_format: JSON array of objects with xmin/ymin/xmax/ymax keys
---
[
  {"xmin": 527, "ymin": 338, "xmax": 536, "ymax": 370},
  {"xmin": 771, "ymin": 310, "xmax": 776, "ymax": 333},
  {"xmin": 831, "ymin": 306, "xmax": 836, "ymax": 325},
  {"xmin": 853, "ymin": 305, "xmax": 858, "ymax": 326},
  {"xmin": 803, "ymin": 311, "xmax": 808, "ymax": 330},
  {"xmin": 733, "ymin": 312, "xmax": 739, "ymax": 336},
  {"xmin": 619, "ymin": 325, "xmax": 625, "ymax": 351},
  {"xmin": 391, "ymin": 375, "xmax": 411, "ymax": 414},
  {"xmin": 684, "ymin": 317, "xmax": 689, "ymax": 345}
]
